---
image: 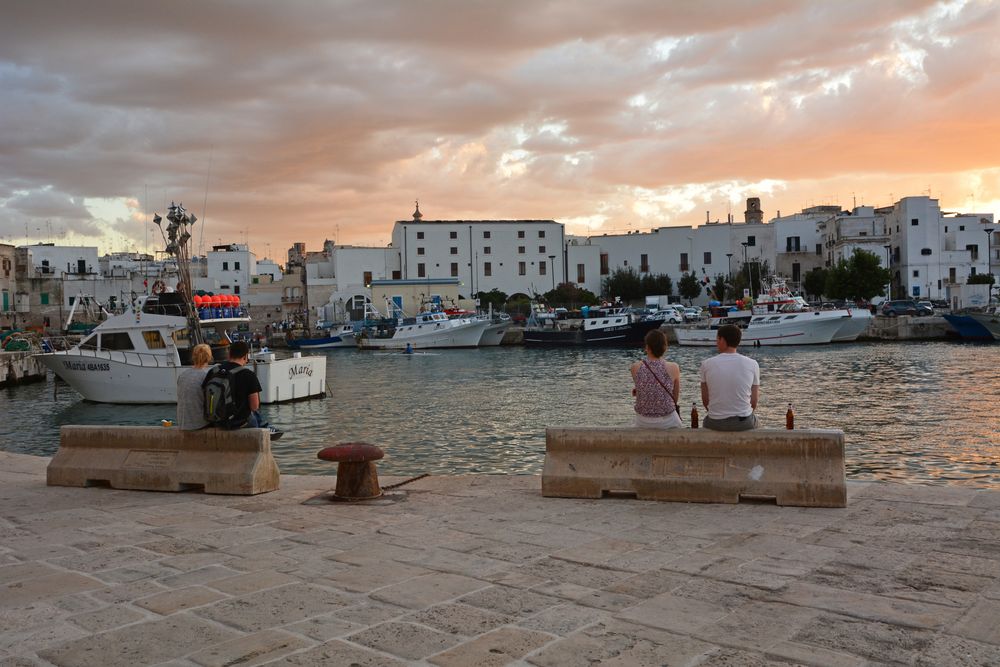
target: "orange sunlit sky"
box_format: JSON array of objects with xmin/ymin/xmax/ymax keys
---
[{"xmin": 2, "ymin": 1, "xmax": 999, "ymax": 260}]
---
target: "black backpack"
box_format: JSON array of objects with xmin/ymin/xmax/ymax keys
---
[{"xmin": 202, "ymin": 364, "xmax": 251, "ymax": 426}]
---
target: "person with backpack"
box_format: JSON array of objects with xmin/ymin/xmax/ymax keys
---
[
  {"xmin": 203, "ymin": 341, "xmax": 266, "ymax": 429},
  {"xmin": 176, "ymin": 343, "xmax": 213, "ymax": 430}
]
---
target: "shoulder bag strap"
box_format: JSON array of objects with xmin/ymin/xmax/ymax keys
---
[{"xmin": 641, "ymin": 359, "xmax": 680, "ymax": 418}]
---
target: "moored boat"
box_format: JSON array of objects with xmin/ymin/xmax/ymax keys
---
[
  {"xmin": 287, "ymin": 324, "xmax": 357, "ymax": 349},
  {"xmin": 358, "ymin": 310, "xmax": 489, "ymax": 350},
  {"xmin": 523, "ymin": 306, "xmax": 661, "ymax": 346},
  {"xmin": 943, "ymin": 307, "xmax": 1000, "ymax": 341}
]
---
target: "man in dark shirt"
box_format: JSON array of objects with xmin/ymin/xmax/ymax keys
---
[{"xmin": 219, "ymin": 341, "xmax": 263, "ymax": 428}]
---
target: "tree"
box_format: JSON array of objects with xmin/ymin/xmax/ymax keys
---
[
  {"xmin": 677, "ymin": 272, "xmax": 703, "ymax": 304},
  {"xmin": 640, "ymin": 273, "xmax": 674, "ymax": 297},
  {"xmin": 824, "ymin": 249, "xmax": 890, "ymax": 301},
  {"xmin": 602, "ymin": 267, "xmax": 642, "ymax": 302},
  {"xmin": 968, "ymin": 273, "xmax": 996, "ymax": 285},
  {"xmin": 709, "ymin": 274, "xmax": 728, "ymax": 302},
  {"xmin": 542, "ymin": 282, "xmax": 599, "ymax": 308},
  {"xmin": 475, "ymin": 288, "xmax": 508, "ymax": 312},
  {"xmin": 803, "ymin": 268, "xmax": 829, "ymax": 300}
]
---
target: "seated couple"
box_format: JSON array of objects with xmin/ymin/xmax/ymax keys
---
[{"xmin": 631, "ymin": 325, "xmax": 759, "ymax": 431}]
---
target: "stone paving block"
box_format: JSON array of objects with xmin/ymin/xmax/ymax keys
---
[
  {"xmin": 206, "ymin": 571, "xmax": 299, "ymax": 596},
  {"xmin": 694, "ymin": 601, "xmax": 821, "ymax": 652},
  {"xmin": 0, "ymin": 618, "xmax": 90, "ymax": 656},
  {"xmin": 429, "ymin": 626, "xmax": 554, "ymax": 666},
  {"xmin": 0, "ymin": 562, "xmax": 61, "ymax": 585},
  {"xmin": 517, "ymin": 603, "xmax": 608, "ymax": 637},
  {"xmin": 527, "ymin": 618, "xmax": 717, "ymax": 667},
  {"xmin": 914, "ymin": 632, "xmax": 1000, "ymax": 666},
  {"xmin": 530, "ymin": 581, "xmax": 639, "ymax": 611},
  {"xmin": 517, "ymin": 556, "xmax": 634, "ymax": 589},
  {"xmin": 89, "ymin": 579, "xmax": 170, "ymax": 604},
  {"xmin": 370, "ymin": 572, "xmax": 488, "ymax": 609},
  {"xmin": 459, "ymin": 585, "xmax": 563, "ymax": 617},
  {"xmin": 262, "ymin": 638, "xmax": 406, "ymax": 665},
  {"xmin": 764, "ymin": 640, "xmax": 866, "ymax": 667},
  {"xmin": 136, "ymin": 585, "xmax": 227, "ymax": 615},
  {"xmin": 949, "ymin": 597, "xmax": 1000, "ymax": 645},
  {"xmin": 469, "ymin": 539, "xmax": 551, "ymax": 564},
  {"xmin": 347, "ymin": 621, "xmax": 460, "ymax": 661},
  {"xmin": 50, "ymin": 593, "xmax": 105, "ymax": 615},
  {"xmin": 318, "ymin": 562, "xmax": 430, "ymax": 593},
  {"xmin": 158, "ymin": 565, "xmax": 243, "ymax": 588},
  {"xmin": 49, "ymin": 545, "xmax": 159, "ymax": 574},
  {"xmin": 331, "ymin": 600, "xmax": 409, "ymax": 627},
  {"xmin": 406, "ymin": 602, "xmax": 513, "ymax": 636},
  {"xmin": 189, "ymin": 629, "xmax": 311, "ymax": 667},
  {"xmin": 68, "ymin": 604, "xmax": 147, "ymax": 633},
  {"xmin": 196, "ymin": 583, "xmax": 353, "ymax": 632},
  {"xmin": 693, "ymin": 647, "xmax": 797, "ymax": 666},
  {"xmin": 139, "ymin": 538, "xmax": 214, "ymax": 556},
  {"xmin": 0, "ymin": 572, "xmax": 104, "ymax": 608},
  {"xmin": 37, "ymin": 614, "xmax": 239, "ymax": 667},
  {"xmin": 804, "ymin": 559, "xmax": 987, "ymax": 608},
  {"xmin": 790, "ymin": 612, "xmax": 934, "ymax": 664},
  {"xmin": 484, "ymin": 569, "xmax": 550, "ymax": 590},
  {"xmin": 605, "ymin": 568, "xmax": 688, "ymax": 599},
  {"xmin": 93, "ymin": 561, "xmax": 182, "ymax": 584},
  {"xmin": 285, "ymin": 614, "xmax": 364, "ymax": 641},
  {"xmin": 617, "ymin": 592, "xmax": 732, "ymax": 635},
  {"xmin": 404, "ymin": 547, "xmax": 512, "ymax": 579},
  {"xmin": 921, "ymin": 550, "xmax": 1000, "ymax": 578},
  {"xmin": 771, "ymin": 581, "xmax": 964, "ymax": 629}
]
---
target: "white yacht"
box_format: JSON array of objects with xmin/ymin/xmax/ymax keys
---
[
  {"xmin": 358, "ymin": 310, "xmax": 489, "ymax": 350},
  {"xmin": 675, "ymin": 309, "xmax": 849, "ymax": 346},
  {"xmin": 35, "ymin": 294, "xmax": 327, "ymax": 403}
]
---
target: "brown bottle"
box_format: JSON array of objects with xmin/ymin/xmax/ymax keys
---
[
  {"xmin": 786, "ymin": 403, "xmax": 794, "ymax": 430},
  {"xmin": 691, "ymin": 403, "xmax": 699, "ymax": 429}
]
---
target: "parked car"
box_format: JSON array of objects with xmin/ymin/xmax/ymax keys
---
[
  {"xmin": 682, "ymin": 307, "xmax": 703, "ymax": 322},
  {"xmin": 647, "ymin": 308, "xmax": 683, "ymax": 324},
  {"xmin": 880, "ymin": 300, "xmax": 933, "ymax": 317}
]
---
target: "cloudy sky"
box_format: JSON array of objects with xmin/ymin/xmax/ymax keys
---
[{"xmin": 2, "ymin": 0, "xmax": 999, "ymax": 259}]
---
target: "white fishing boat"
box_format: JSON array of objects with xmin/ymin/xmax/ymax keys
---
[
  {"xmin": 830, "ymin": 309, "xmax": 873, "ymax": 342},
  {"xmin": 675, "ymin": 309, "xmax": 849, "ymax": 346},
  {"xmin": 478, "ymin": 317, "xmax": 512, "ymax": 346},
  {"xmin": 358, "ymin": 310, "xmax": 489, "ymax": 350},
  {"xmin": 34, "ymin": 202, "xmax": 326, "ymax": 404},
  {"xmin": 287, "ymin": 324, "xmax": 357, "ymax": 349}
]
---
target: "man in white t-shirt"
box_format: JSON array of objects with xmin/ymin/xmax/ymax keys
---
[{"xmin": 699, "ymin": 324, "xmax": 760, "ymax": 431}]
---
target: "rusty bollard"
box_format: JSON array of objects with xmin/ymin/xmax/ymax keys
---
[{"xmin": 317, "ymin": 442, "xmax": 385, "ymax": 501}]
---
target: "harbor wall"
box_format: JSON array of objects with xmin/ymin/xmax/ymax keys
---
[
  {"xmin": 0, "ymin": 351, "xmax": 46, "ymax": 388},
  {"xmin": 861, "ymin": 315, "xmax": 953, "ymax": 341}
]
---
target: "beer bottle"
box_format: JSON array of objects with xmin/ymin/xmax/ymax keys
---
[
  {"xmin": 691, "ymin": 403, "xmax": 699, "ymax": 429},
  {"xmin": 786, "ymin": 403, "xmax": 794, "ymax": 430}
]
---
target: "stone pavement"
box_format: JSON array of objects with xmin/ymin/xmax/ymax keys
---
[{"xmin": 1, "ymin": 451, "xmax": 999, "ymax": 667}]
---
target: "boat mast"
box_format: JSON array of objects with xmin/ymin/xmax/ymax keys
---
[{"xmin": 155, "ymin": 202, "xmax": 203, "ymax": 344}]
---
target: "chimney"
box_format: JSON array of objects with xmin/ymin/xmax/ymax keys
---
[{"xmin": 706, "ymin": 211, "xmax": 710, "ymax": 224}]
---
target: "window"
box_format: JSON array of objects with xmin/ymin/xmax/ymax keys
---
[
  {"xmin": 967, "ymin": 244, "xmax": 979, "ymax": 261},
  {"xmin": 142, "ymin": 331, "xmax": 165, "ymax": 349},
  {"xmin": 518, "ymin": 246, "xmax": 525, "ymax": 254},
  {"xmin": 911, "ymin": 218, "xmax": 919, "ymax": 226},
  {"xmin": 234, "ymin": 285, "xmax": 240, "ymax": 295},
  {"xmin": 971, "ymin": 267, "xmax": 977, "ymax": 276},
  {"xmin": 539, "ymin": 261, "xmax": 547, "ymax": 275},
  {"xmin": 417, "ymin": 247, "xmax": 425, "ymax": 255},
  {"xmin": 222, "ymin": 261, "xmax": 229, "ymax": 270},
  {"xmin": 450, "ymin": 263, "xmax": 458, "ymax": 277},
  {"xmin": 80, "ymin": 334, "xmax": 98, "ymax": 350},
  {"xmin": 449, "ymin": 231, "xmax": 457, "ymax": 239},
  {"xmin": 680, "ymin": 253, "xmax": 689, "ymax": 272},
  {"xmin": 518, "ymin": 261, "xmax": 526, "ymax": 275},
  {"xmin": 234, "ymin": 261, "xmax": 240, "ymax": 270},
  {"xmin": 484, "ymin": 262, "xmax": 492, "ymax": 276},
  {"xmin": 640, "ymin": 254, "xmax": 649, "ymax": 273},
  {"xmin": 792, "ymin": 262, "xmax": 801, "ymax": 283},
  {"xmin": 417, "ymin": 263, "xmax": 426, "ymax": 277},
  {"xmin": 539, "ymin": 230, "xmax": 545, "ymax": 238},
  {"xmin": 40, "ymin": 292, "xmax": 49, "ymax": 305},
  {"xmin": 913, "ymin": 270, "xmax": 920, "ymax": 278},
  {"xmin": 416, "ymin": 231, "xmax": 424, "ymax": 239},
  {"xmin": 483, "ymin": 231, "xmax": 491, "ymax": 239},
  {"xmin": 450, "ymin": 247, "xmax": 458, "ymax": 255},
  {"xmin": 703, "ymin": 251, "xmax": 712, "ymax": 265},
  {"xmin": 746, "ymin": 236, "xmax": 756, "ymax": 246},
  {"xmin": 577, "ymin": 263, "xmax": 586, "ymax": 283},
  {"xmin": 921, "ymin": 248, "xmax": 932, "ymax": 256},
  {"xmin": 363, "ymin": 271, "xmax": 372, "ymax": 285},
  {"xmin": 538, "ymin": 245, "xmax": 546, "ymax": 253},
  {"xmin": 786, "ymin": 237, "xmax": 800, "ymax": 252},
  {"xmin": 816, "ymin": 244, "xmax": 822, "ymax": 256},
  {"xmin": 517, "ymin": 230, "xmax": 525, "ymax": 239},
  {"xmin": 600, "ymin": 253, "xmax": 609, "ymax": 275},
  {"xmin": 960, "ymin": 225, "xmax": 966, "ymax": 231},
  {"xmin": 949, "ymin": 267, "xmax": 957, "ymax": 283},
  {"xmin": 101, "ymin": 332, "xmax": 134, "ymax": 351},
  {"xmin": 860, "ymin": 231, "xmax": 867, "ymax": 236},
  {"xmin": 484, "ymin": 246, "xmax": 491, "ymax": 254},
  {"xmin": 392, "ymin": 270, "xmax": 401, "ymax": 279}
]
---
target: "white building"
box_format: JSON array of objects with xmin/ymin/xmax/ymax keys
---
[
  {"xmin": 390, "ymin": 206, "xmax": 565, "ymax": 298},
  {"xmin": 199, "ymin": 243, "xmax": 256, "ymax": 296},
  {"xmin": 255, "ymin": 258, "xmax": 282, "ymax": 282},
  {"xmin": 772, "ymin": 206, "xmax": 836, "ymax": 290},
  {"xmin": 19, "ymin": 244, "xmax": 99, "ymax": 278}
]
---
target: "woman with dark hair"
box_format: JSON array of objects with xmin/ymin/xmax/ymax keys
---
[{"xmin": 630, "ymin": 329, "xmax": 682, "ymax": 429}]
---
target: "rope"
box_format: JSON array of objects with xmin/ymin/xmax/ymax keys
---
[{"xmin": 381, "ymin": 473, "xmax": 430, "ymax": 490}]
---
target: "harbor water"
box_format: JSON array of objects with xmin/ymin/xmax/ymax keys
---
[{"xmin": 1, "ymin": 342, "xmax": 998, "ymax": 487}]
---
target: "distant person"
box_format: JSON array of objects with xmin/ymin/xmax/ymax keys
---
[
  {"xmin": 403, "ymin": 342, "xmax": 414, "ymax": 354},
  {"xmin": 631, "ymin": 329, "xmax": 682, "ymax": 429},
  {"xmin": 699, "ymin": 324, "xmax": 760, "ymax": 431},
  {"xmin": 176, "ymin": 344, "xmax": 213, "ymax": 430}
]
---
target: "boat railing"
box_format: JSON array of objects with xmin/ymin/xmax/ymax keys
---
[{"xmin": 47, "ymin": 345, "xmax": 177, "ymax": 368}]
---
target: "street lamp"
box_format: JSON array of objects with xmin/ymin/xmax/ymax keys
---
[
  {"xmin": 548, "ymin": 255, "xmax": 556, "ymax": 291},
  {"xmin": 740, "ymin": 242, "xmax": 750, "ymax": 298},
  {"xmin": 883, "ymin": 244, "xmax": 892, "ymax": 300},
  {"xmin": 987, "ymin": 229, "xmax": 995, "ymax": 303}
]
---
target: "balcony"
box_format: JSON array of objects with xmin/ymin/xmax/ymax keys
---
[{"xmin": 281, "ymin": 295, "xmax": 303, "ymax": 304}]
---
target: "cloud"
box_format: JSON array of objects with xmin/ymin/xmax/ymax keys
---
[{"xmin": 0, "ymin": 0, "xmax": 998, "ymax": 253}]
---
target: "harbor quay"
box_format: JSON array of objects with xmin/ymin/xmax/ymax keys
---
[{"xmin": 2, "ymin": 451, "xmax": 1000, "ymax": 666}]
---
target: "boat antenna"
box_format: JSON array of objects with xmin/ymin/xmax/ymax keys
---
[{"xmin": 198, "ymin": 146, "xmax": 213, "ymax": 258}]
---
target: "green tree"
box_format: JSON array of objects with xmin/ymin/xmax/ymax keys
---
[
  {"xmin": 824, "ymin": 249, "xmax": 891, "ymax": 301},
  {"xmin": 802, "ymin": 268, "xmax": 828, "ymax": 300},
  {"xmin": 475, "ymin": 288, "xmax": 508, "ymax": 312},
  {"xmin": 709, "ymin": 274, "xmax": 728, "ymax": 302},
  {"xmin": 968, "ymin": 273, "xmax": 996, "ymax": 285},
  {"xmin": 542, "ymin": 282, "xmax": 600, "ymax": 308},
  {"xmin": 602, "ymin": 267, "xmax": 642, "ymax": 302},
  {"xmin": 677, "ymin": 272, "xmax": 703, "ymax": 304},
  {"xmin": 639, "ymin": 273, "xmax": 674, "ymax": 297}
]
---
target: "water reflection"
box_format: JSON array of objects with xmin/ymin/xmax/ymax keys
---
[{"xmin": 1, "ymin": 342, "xmax": 998, "ymax": 487}]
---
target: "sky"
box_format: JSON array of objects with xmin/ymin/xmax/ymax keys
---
[{"xmin": 2, "ymin": 0, "xmax": 999, "ymax": 260}]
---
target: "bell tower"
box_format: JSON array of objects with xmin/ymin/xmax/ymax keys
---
[{"xmin": 744, "ymin": 197, "xmax": 763, "ymax": 224}]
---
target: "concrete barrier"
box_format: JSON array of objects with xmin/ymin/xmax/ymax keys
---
[
  {"xmin": 543, "ymin": 427, "xmax": 846, "ymax": 508},
  {"xmin": 47, "ymin": 426, "xmax": 280, "ymax": 495}
]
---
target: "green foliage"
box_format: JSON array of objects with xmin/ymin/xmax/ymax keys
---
[
  {"xmin": 802, "ymin": 268, "xmax": 829, "ymax": 300},
  {"xmin": 709, "ymin": 274, "xmax": 728, "ymax": 302},
  {"xmin": 677, "ymin": 272, "xmax": 703, "ymax": 303},
  {"xmin": 602, "ymin": 267, "xmax": 642, "ymax": 302},
  {"xmin": 640, "ymin": 273, "xmax": 673, "ymax": 297},
  {"xmin": 968, "ymin": 273, "xmax": 996, "ymax": 285},
  {"xmin": 475, "ymin": 288, "xmax": 508, "ymax": 311},
  {"xmin": 824, "ymin": 249, "xmax": 891, "ymax": 301},
  {"xmin": 542, "ymin": 282, "xmax": 600, "ymax": 308}
]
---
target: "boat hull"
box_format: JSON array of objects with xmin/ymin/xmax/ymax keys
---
[
  {"xmin": 943, "ymin": 313, "xmax": 1000, "ymax": 341},
  {"xmin": 288, "ymin": 333, "xmax": 356, "ymax": 349},
  {"xmin": 524, "ymin": 320, "xmax": 661, "ymax": 347},
  {"xmin": 478, "ymin": 321, "xmax": 511, "ymax": 346},
  {"xmin": 830, "ymin": 310, "xmax": 873, "ymax": 342},
  {"xmin": 676, "ymin": 313, "xmax": 847, "ymax": 346},
  {"xmin": 358, "ymin": 320, "xmax": 489, "ymax": 350}
]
